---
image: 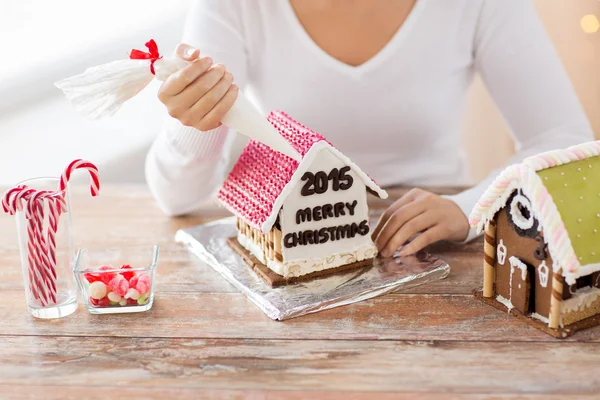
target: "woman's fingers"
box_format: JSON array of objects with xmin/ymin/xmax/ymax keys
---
[
  {"xmin": 175, "ymin": 43, "xmax": 200, "ymax": 61},
  {"xmin": 398, "ymin": 225, "xmax": 446, "ymax": 256},
  {"xmin": 374, "ymin": 200, "xmax": 425, "ymax": 254},
  {"xmin": 171, "ymin": 64, "xmax": 227, "ymax": 115},
  {"xmin": 196, "ymin": 84, "xmax": 240, "ymax": 131},
  {"xmin": 160, "ymin": 57, "xmax": 214, "ymax": 98},
  {"xmin": 186, "ymin": 72, "xmax": 235, "ymax": 130},
  {"xmin": 372, "ymin": 191, "xmax": 417, "ymax": 239},
  {"xmin": 380, "ymin": 211, "xmax": 437, "ymax": 257}
]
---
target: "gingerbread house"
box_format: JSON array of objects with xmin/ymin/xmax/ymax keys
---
[
  {"xmin": 470, "ymin": 141, "xmax": 600, "ymax": 337},
  {"xmin": 217, "ymin": 111, "xmax": 388, "ymax": 286}
]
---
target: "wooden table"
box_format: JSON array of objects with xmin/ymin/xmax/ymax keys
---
[{"xmin": 1, "ymin": 185, "xmax": 599, "ymax": 399}]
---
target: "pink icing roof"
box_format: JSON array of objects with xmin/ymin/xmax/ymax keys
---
[{"xmin": 217, "ymin": 110, "xmax": 386, "ymax": 232}]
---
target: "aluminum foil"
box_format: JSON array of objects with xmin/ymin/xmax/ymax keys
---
[{"xmin": 175, "ymin": 217, "xmax": 450, "ymax": 320}]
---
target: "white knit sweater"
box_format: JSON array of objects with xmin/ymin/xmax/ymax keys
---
[{"xmin": 145, "ymin": 0, "xmax": 593, "ymax": 240}]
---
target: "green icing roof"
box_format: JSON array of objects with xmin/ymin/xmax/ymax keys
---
[{"xmin": 537, "ymin": 155, "xmax": 600, "ymax": 266}]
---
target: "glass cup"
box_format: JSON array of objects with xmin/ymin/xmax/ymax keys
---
[
  {"xmin": 73, "ymin": 245, "xmax": 158, "ymax": 314},
  {"xmin": 14, "ymin": 177, "xmax": 77, "ymax": 318}
]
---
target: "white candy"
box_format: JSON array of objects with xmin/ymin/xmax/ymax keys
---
[
  {"xmin": 88, "ymin": 281, "xmax": 107, "ymax": 300},
  {"xmin": 119, "ymin": 299, "xmax": 127, "ymax": 306},
  {"xmin": 124, "ymin": 288, "xmax": 140, "ymax": 300},
  {"xmin": 107, "ymin": 292, "xmax": 122, "ymax": 302}
]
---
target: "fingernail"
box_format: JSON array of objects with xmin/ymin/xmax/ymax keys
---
[
  {"xmin": 185, "ymin": 48, "xmax": 197, "ymax": 58},
  {"xmin": 202, "ymin": 57, "xmax": 212, "ymax": 65},
  {"xmin": 226, "ymin": 71, "xmax": 234, "ymax": 81},
  {"xmin": 398, "ymin": 249, "xmax": 408, "ymax": 256}
]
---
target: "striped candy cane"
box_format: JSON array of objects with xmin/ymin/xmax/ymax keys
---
[
  {"xmin": 60, "ymin": 159, "xmax": 100, "ymax": 196},
  {"xmin": 26, "ymin": 191, "xmax": 58, "ymax": 304},
  {"xmin": 2, "ymin": 159, "xmax": 100, "ymax": 309}
]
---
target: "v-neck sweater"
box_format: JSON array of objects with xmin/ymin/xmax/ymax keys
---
[{"xmin": 146, "ymin": 0, "xmax": 593, "ymax": 240}]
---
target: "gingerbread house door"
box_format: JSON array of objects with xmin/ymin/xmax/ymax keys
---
[{"xmin": 508, "ymin": 256, "xmax": 533, "ymax": 313}]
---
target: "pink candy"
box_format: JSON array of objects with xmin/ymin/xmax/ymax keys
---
[
  {"xmin": 135, "ymin": 274, "xmax": 151, "ymax": 294},
  {"xmin": 108, "ymin": 275, "xmax": 129, "ymax": 296}
]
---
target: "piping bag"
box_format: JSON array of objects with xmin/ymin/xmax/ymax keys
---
[{"xmin": 55, "ymin": 39, "xmax": 301, "ymax": 161}]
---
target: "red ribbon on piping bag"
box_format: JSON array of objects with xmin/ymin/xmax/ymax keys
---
[{"xmin": 129, "ymin": 39, "xmax": 162, "ymax": 75}]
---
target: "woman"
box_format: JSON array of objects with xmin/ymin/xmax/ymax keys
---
[{"xmin": 146, "ymin": 0, "xmax": 593, "ymax": 257}]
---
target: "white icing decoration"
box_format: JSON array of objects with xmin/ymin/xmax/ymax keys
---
[
  {"xmin": 530, "ymin": 312, "xmax": 549, "ymax": 324},
  {"xmin": 258, "ymin": 141, "xmax": 387, "ymax": 233},
  {"xmin": 509, "ymin": 256, "xmax": 528, "ymax": 281},
  {"xmin": 538, "ymin": 261, "xmax": 549, "ymax": 288},
  {"xmin": 497, "ymin": 239, "xmax": 507, "ymax": 265},
  {"xmin": 496, "ymin": 295, "xmax": 514, "ymax": 311},
  {"xmin": 561, "ymin": 286, "xmax": 600, "ymax": 314},
  {"xmin": 279, "ymin": 147, "xmax": 375, "ymax": 266},
  {"xmin": 509, "ymin": 193, "xmax": 534, "ymax": 230}
]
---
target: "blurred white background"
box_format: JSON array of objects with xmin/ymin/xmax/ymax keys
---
[
  {"xmin": 0, "ymin": 0, "xmax": 192, "ymax": 185},
  {"xmin": 0, "ymin": 0, "xmax": 598, "ymax": 186}
]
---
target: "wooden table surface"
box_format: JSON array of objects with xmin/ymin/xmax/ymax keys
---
[{"xmin": 1, "ymin": 185, "xmax": 599, "ymax": 400}]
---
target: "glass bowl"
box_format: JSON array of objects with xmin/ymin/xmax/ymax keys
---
[{"xmin": 73, "ymin": 245, "xmax": 158, "ymax": 314}]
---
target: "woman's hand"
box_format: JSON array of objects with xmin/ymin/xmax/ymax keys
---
[
  {"xmin": 158, "ymin": 43, "xmax": 239, "ymax": 132},
  {"xmin": 372, "ymin": 188, "xmax": 469, "ymax": 257}
]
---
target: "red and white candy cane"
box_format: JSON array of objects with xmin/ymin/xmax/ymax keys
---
[
  {"xmin": 2, "ymin": 159, "xmax": 100, "ymax": 308},
  {"xmin": 60, "ymin": 159, "xmax": 100, "ymax": 196},
  {"xmin": 26, "ymin": 191, "xmax": 59, "ymax": 305},
  {"xmin": 2, "ymin": 186, "xmax": 43, "ymax": 302},
  {"xmin": 46, "ymin": 194, "xmax": 67, "ymax": 292}
]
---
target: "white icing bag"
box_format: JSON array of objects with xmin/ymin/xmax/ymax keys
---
[{"xmin": 55, "ymin": 39, "xmax": 301, "ymax": 161}]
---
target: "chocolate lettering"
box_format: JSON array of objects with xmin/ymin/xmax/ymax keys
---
[
  {"xmin": 314, "ymin": 171, "xmax": 328, "ymax": 194},
  {"xmin": 327, "ymin": 226, "xmax": 338, "ymax": 241},
  {"xmin": 285, "ymin": 220, "xmax": 371, "ymax": 247},
  {"xmin": 318, "ymin": 227, "xmax": 328, "ymax": 244},
  {"xmin": 301, "ymin": 172, "xmax": 315, "ymax": 196},
  {"xmin": 300, "ymin": 167, "xmax": 353, "ymax": 196},
  {"xmin": 359, "ymin": 220, "xmax": 370, "ymax": 235},
  {"xmin": 296, "ymin": 208, "xmax": 312, "ymax": 224},
  {"xmin": 322, "ymin": 204, "xmax": 334, "ymax": 218},
  {"xmin": 303, "ymin": 230, "xmax": 315, "ymax": 245},
  {"xmin": 346, "ymin": 200, "xmax": 358, "ymax": 216},
  {"xmin": 313, "ymin": 206, "xmax": 322, "ymax": 221},
  {"xmin": 284, "ymin": 233, "xmax": 297, "ymax": 248},
  {"xmin": 328, "ymin": 168, "xmax": 340, "ymax": 191},
  {"xmin": 334, "ymin": 202, "xmax": 345, "ymax": 217},
  {"xmin": 339, "ymin": 166, "xmax": 353, "ymax": 190}
]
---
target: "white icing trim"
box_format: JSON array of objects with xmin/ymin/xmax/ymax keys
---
[
  {"xmin": 561, "ymin": 286, "xmax": 600, "ymax": 314},
  {"xmin": 530, "ymin": 312, "xmax": 549, "ymax": 324},
  {"xmin": 538, "ymin": 261, "xmax": 549, "ymax": 288},
  {"xmin": 496, "ymin": 295, "xmax": 514, "ymax": 311},
  {"xmin": 259, "ymin": 141, "xmax": 388, "ymax": 233},
  {"xmin": 509, "ymin": 194, "xmax": 534, "ymax": 230},
  {"xmin": 509, "ymin": 256, "xmax": 528, "ymax": 281},
  {"xmin": 497, "ymin": 239, "xmax": 507, "ymax": 265}
]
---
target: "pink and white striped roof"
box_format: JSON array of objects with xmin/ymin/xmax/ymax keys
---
[{"xmin": 217, "ymin": 111, "xmax": 387, "ymax": 233}]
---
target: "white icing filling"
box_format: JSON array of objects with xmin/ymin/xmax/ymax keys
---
[
  {"xmin": 561, "ymin": 286, "xmax": 600, "ymax": 314},
  {"xmin": 496, "ymin": 295, "xmax": 514, "ymax": 311},
  {"xmin": 530, "ymin": 312, "xmax": 549, "ymax": 324},
  {"xmin": 237, "ymin": 232, "xmax": 376, "ymax": 278}
]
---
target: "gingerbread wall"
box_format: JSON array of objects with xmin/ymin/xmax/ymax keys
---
[{"xmin": 494, "ymin": 209, "xmax": 554, "ymax": 318}]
